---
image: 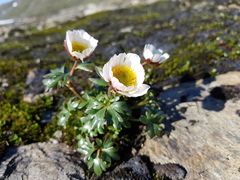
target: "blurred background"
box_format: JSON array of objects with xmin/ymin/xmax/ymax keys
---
[{"xmin": 0, "ymin": 0, "xmax": 157, "ymax": 25}]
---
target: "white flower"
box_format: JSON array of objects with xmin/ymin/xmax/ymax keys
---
[
  {"xmin": 102, "ymin": 53, "xmax": 150, "ymax": 97},
  {"xmin": 143, "ymin": 44, "xmax": 169, "ymax": 64},
  {"xmin": 64, "ymin": 30, "xmax": 98, "ymax": 62}
]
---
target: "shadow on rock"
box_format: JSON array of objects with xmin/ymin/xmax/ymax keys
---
[
  {"xmin": 159, "ymin": 72, "xmax": 240, "ymax": 136},
  {"xmin": 158, "ymin": 77, "xmax": 215, "ymax": 136}
]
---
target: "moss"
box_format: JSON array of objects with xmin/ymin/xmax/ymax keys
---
[
  {"xmin": 0, "ymin": 89, "xmax": 59, "ymax": 145},
  {"xmin": 143, "ymin": 2, "xmax": 239, "ymax": 85}
]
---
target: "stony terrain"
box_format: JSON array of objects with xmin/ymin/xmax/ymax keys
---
[{"xmin": 1, "ymin": 72, "xmax": 239, "ymax": 180}]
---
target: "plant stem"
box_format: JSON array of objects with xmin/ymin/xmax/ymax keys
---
[
  {"xmin": 107, "ymin": 86, "xmax": 112, "ymax": 97},
  {"xmin": 129, "ymin": 100, "xmax": 149, "ymax": 110},
  {"xmin": 141, "ymin": 61, "xmax": 147, "ymax": 66},
  {"xmin": 67, "ymin": 61, "xmax": 84, "ymax": 101},
  {"xmin": 70, "ymin": 61, "xmax": 78, "ymax": 76}
]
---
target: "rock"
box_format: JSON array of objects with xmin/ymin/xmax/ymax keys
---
[
  {"xmin": 23, "ymin": 68, "xmax": 48, "ymax": 103},
  {"xmin": 0, "ymin": 77, "xmax": 8, "ymax": 91},
  {"xmin": 139, "ymin": 71, "xmax": 240, "ymax": 179},
  {"xmin": 99, "ymin": 156, "xmax": 187, "ymax": 180},
  {"xmin": 99, "ymin": 155, "xmax": 152, "ymax": 180},
  {"xmin": 0, "ymin": 142, "xmax": 86, "ymax": 180},
  {"xmin": 154, "ymin": 163, "xmax": 187, "ymax": 180},
  {"xmin": 209, "ymin": 71, "xmax": 240, "ymax": 88}
]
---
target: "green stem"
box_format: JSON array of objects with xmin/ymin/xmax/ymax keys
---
[
  {"xmin": 129, "ymin": 100, "xmax": 149, "ymax": 110},
  {"xmin": 129, "ymin": 118, "xmax": 140, "ymax": 122}
]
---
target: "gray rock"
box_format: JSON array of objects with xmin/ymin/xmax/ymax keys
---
[
  {"xmin": 0, "ymin": 142, "xmax": 86, "ymax": 180},
  {"xmin": 0, "ymin": 77, "xmax": 8, "ymax": 91},
  {"xmin": 99, "ymin": 155, "xmax": 151, "ymax": 180},
  {"xmin": 139, "ymin": 72, "xmax": 240, "ymax": 180},
  {"xmin": 23, "ymin": 68, "xmax": 48, "ymax": 103},
  {"xmin": 154, "ymin": 163, "xmax": 187, "ymax": 180}
]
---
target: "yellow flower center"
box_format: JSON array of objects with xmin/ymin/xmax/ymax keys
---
[
  {"xmin": 112, "ymin": 65, "xmax": 136, "ymax": 87},
  {"xmin": 72, "ymin": 41, "xmax": 88, "ymax": 53}
]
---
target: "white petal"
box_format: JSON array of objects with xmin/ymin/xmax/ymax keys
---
[
  {"xmin": 144, "ymin": 44, "xmax": 155, "ymax": 52},
  {"xmin": 154, "ymin": 48, "xmax": 163, "ymax": 55},
  {"xmin": 72, "ymin": 51, "xmax": 85, "ymax": 60},
  {"xmin": 152, "ymin": 54, "xmax": 162, "ymax": 62},
  {"xmin": 130, "ymin": 84, "xmax": 150, "ymax": 97},
  {"xmin": 143, "ymin": 49, "xmax": 153, "ymax": 60},
  {"xmin": 125, "ymin": 53, "xmax": 141, "ymax": 67},
  {"xmin": 118, "ymin": 84, "xmax": 150, "ymax": 97},
  {"xmin": 102, "ymin": 61, "xmax": 111, "ymax": 82},
  {"xmin": 159, "ymin": 53, "xmax": 169, "ymax": 62},
  {"xmin": 111, "ymin": 77, "xmax": 134, "ymax": 92}
]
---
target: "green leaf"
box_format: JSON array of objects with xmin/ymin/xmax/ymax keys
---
[
  {"xmin": 147, "ymin": 125, "xmax": 155, "ymax": 138},
  {"xmin": 10, "ymin": 134, "xmax": 22, "ymax": 143},
  {"xmin": 91, "ymin": 108, "xmax": 107, "ymax": 130},
  {"xmin": 99, "ymin": 160, "xmax": 107, "ymax": 172},
  {"xmin": 153, "ymin": 123, "xmax": 163, "ymax": 137},
  {"xmin": 89, "ymin": 78, "xmax": 108, "ymax": 86},
  {"xmin": 78, "ymin": 100, "xmax": 88, "ymax": 109},
  {"xmin": 103, "ymin": 147, "xmax": 120, "ymax": 160},
  {"xmin": 107, "ymin": 109, "xmax": 120, "ymax": 129},
  {"xmin": 67, "ymin": 99, "xmax": 79, "ymax": 111},
  {"xmin": 82, "ymin": 93, "xmax": 90, "ymax": 101},
  {"xmin": 96, "ymin": 138, "xmax": 103, "ymax": 147},
  {"xmin": 110, "ymin": 101, "xmax": 131, "ymax": 115},
  {"xmin": 57, "ymin": 107, "xmax": 71, "ymax": 128},
  {"xmin": 140, "ymin": 110, "xmax": 164, "ymax": 138},
  {"xmin": 93, "ymin": 158, "xmax": 102, "ymax": 176},
  {"xmin": 86, "ymin": 97, "xmax": 103, "ymax": 111},
  {"xmin": 103, "ymin": 136, "xmax": 113, "ymax": 147},
  {"xmin": 108, "ymin": 108, "xmax": 123, "ymax": 122},
  {"xmin": 76, "ymin": 63, "xmax": 95, "ymax": 72},
  {"xmin": 43, "ymin": 66, "xmax": 69, "ymax": 92},
  {"xmin": 87, "ymin": 159, "xmax": 94, "ymax": 169},
  {"xmin": 81, "ymin": 114, "xmax": 95, "ymax": 123},
  {"xmin": 95, "ymin": 66, "xmax": 104, "ymax": 79}
]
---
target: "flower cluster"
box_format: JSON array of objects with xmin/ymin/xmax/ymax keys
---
[
  {"xmin": 43, "ymin": 29, "xmax": 169, "ymax": 176},
  {"xmin": 64, "ymin": 29, "xmax": 169, "ymax": 97}
]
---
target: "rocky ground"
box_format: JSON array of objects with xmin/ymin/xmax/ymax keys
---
[
  {"xmin": 140, "ymin": 71, "xmax": 240, "ymax": 179},
  {"xmin": 0, "ymin": 0, "xmax": 240, "ymax": 179},
  {"xmin": 1, "ymin": 71, "xmax": 240, "ymax": 180}
]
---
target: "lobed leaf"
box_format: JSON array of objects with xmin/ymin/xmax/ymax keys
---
[
  {"xmin": 89, "ymin": 78, "xmax": 108, "ymax": 86},
  {"xmin": 76, "ymin": 62, "xmax": 95, "ymax": 72}
]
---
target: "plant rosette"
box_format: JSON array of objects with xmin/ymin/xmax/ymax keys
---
[{"xmin": 43, "ymin": 29, "xmax": 168, "ymax": 176}]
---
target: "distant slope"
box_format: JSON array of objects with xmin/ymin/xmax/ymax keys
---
[
  {"xmin": 0, "ymin": 0, "xmax": 91, "ymax": 20},
  {"xmin": 0, "ymin": 0, "xmax": 158, "ymax": 23}
]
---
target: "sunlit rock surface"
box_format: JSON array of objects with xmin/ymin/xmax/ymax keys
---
[{"xmin": 139, "ymin": 72, "xmax": 240, "ymax": 179}]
